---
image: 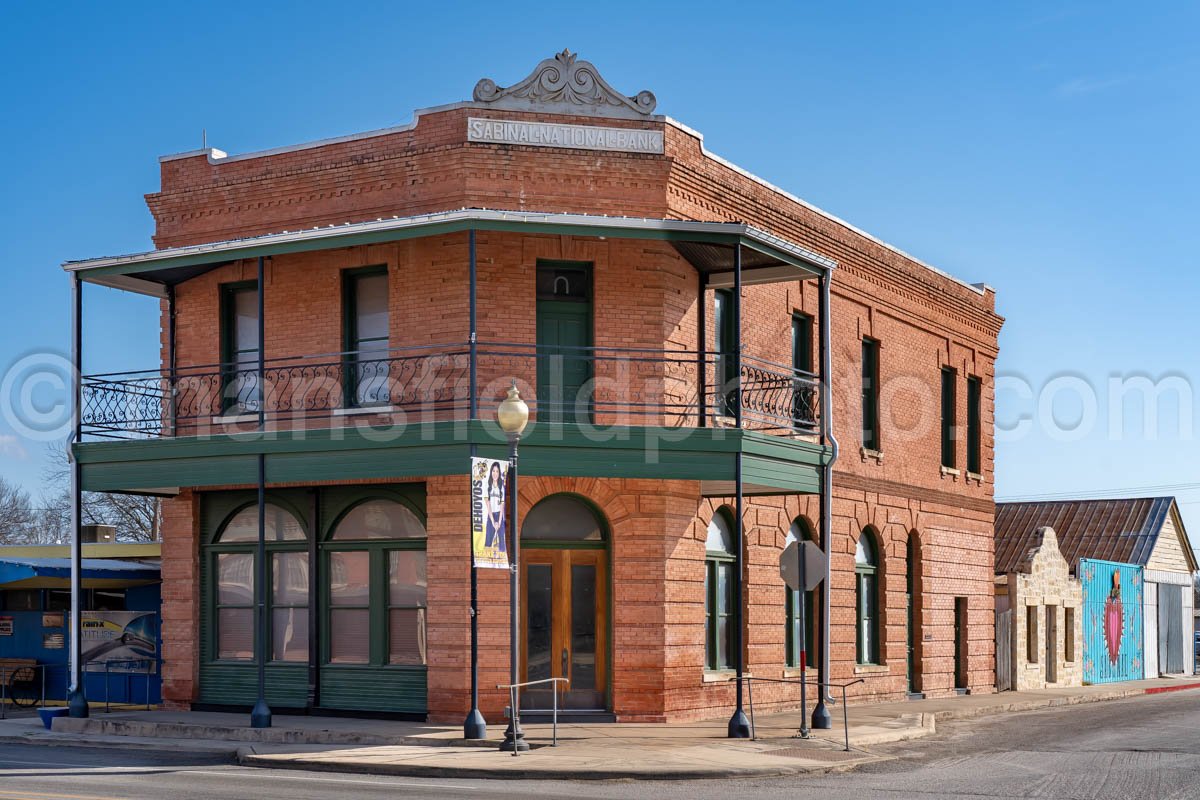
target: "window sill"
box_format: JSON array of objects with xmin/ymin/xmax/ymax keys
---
[
  {"xmin": 703, "ymin": 669, "xmax": 737, "ymax": 683},
  {"xmin": 211, "ymin": 413, "xmax": 261, "ymax": 424},
  {"xmin": 853, "ymin": 664, "xmax": 889, "ymax": 675},
  {"xmin": 860, "ymin": 447, "xmax": 883, "ymax": 464},
  {"xmin": 966, "ymin": 471, "xmax": 984, "ymax": 483},
  {"xmin": 333, "ymin": 405, "xmax": 397, "ymax": 417},
  {"xmin": 940, "ymin": 465, "xmax": 961, "ymax": 479},
  {"xmin": 782, "ymin": 667, "xmax": 806, "ymax": 679},
  {"xmin": 1025, "ymin": 664, "xmax": 1040, "ymax": 670}
]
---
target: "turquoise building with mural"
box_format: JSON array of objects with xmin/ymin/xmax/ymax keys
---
[{"xmin": 1080, "ymin": 558, "xmax": 1144, "ymax": 685}]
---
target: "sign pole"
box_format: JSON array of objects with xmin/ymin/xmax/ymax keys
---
[
  {"xmin": 463, "ymin": 229, "xmax": 486, "ymax": 740},
  {"xmin": 798, "ymin": 539, "xmax": 809, "ymax": 738}
]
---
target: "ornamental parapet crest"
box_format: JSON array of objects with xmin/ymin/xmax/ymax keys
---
[{"xmin": 473, "ymin": 49, "xmax": 657, "ymax": 120}]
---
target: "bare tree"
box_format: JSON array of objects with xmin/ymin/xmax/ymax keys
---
[
  {"xmin": 41, "ymin": 442, "xmax": 160, "ymax": 543},
  {"xmin": 0, "ymin": 477, "xmax": 36, "ymax": 544}
]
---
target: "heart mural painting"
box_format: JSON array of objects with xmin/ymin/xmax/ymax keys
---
[{"xmin": 1103, "ymin": 571, "xmax": 1123, "ymax": 664}]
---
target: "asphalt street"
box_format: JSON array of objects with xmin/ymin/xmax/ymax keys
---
[{"xmin": 0, "ymin": 690, "xmax": 1196, "ymax": 799}]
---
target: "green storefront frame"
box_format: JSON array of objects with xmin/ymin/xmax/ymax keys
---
[{"xmin": 198, "ymin": 484, "xmax": 427, "ymax": 715}]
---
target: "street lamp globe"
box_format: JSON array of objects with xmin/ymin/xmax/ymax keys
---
[{"xmin": 496, "ymin": 380, "xmax": 529, "ymax": 436}]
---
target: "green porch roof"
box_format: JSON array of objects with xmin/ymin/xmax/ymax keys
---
[{"xmin": 62, "ymin": 209, "xmax": 835, "ymax": 297}]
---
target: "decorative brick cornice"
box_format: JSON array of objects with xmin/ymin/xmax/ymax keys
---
[{"xmin": 833, "ymin": 471, "xmax": 996, "ymax": 516}]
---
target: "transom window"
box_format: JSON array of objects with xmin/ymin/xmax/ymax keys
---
[
  {"xmin": 522, "ymin": 495, "xmax": 604, "ymax": 542},
  {"xmin": 217, "ymin": 504, "xmax": 306, "ymax": 542},
  {"xmin": 330, "ymin": 499, "xmax": 425, "ymax": 540}
]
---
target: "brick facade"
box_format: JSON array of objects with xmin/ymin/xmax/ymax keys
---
[{"xmin": 148, "ymin": 88, "xmax": 1002, "ymax": 720}]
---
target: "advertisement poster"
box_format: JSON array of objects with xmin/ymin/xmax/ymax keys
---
[
  {"xmin": 0, "ymin": 617, "xmax": 12, "ymax": 636},
  {"xmin": 471, "ymin": 456, "xmax": 510, "ymax": 570},
  {"xmin": 80, "ymin": 611, "xmax": 159, "ymax": 673}
]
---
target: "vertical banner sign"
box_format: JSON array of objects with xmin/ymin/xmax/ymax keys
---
[{"xmin": 472, "ymin": 457, "xmax": 510, "ymax": 569}]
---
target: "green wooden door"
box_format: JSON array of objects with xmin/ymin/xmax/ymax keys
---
[{"xmin": 536, "ymin": 300, "xmax": 592, "ymax": 424}]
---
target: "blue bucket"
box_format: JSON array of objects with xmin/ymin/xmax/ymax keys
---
[{"xmin": 37, "ymin": 707, "xmax": 70, "ymax": 730}]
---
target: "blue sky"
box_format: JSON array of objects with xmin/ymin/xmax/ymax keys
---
[{"xmin": 0, "ymin": 1, "xmax": 1196, "ymax": 543}]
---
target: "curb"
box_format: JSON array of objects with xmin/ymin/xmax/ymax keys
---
[
  {"xmin": 927, "ymin": 683, "xmax": 1200, "ymax": 724},
  {"xmin": 234, "ymin": 746, "xmax": 887, "ymax": 781},
  {"xmin": 0, "ymin": 731, "xmax": 241, "ymax": 758}
]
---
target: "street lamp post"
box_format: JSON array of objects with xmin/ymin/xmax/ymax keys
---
[{"xmin": 497, "ymin": 381, "xmax": 529, "ymax": 754}]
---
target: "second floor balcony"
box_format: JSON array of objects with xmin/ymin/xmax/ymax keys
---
[
  {"xmin": 66, "ymin": 209, "xmax": 835, "ymax": 497},
  {"xmin": 81, "ymin": 342, "xmax": 820, "ymax": 440}
]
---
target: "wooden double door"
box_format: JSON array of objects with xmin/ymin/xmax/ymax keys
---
[{"xmin": 520, "ymin": 549, "xmax": 607, "ymax": 710}]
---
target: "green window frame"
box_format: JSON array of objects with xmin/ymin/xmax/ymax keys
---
[
  {"xmin": 705, "ymin": 509, "xmax": 736, "ymax": 671},
  {"xmin": 219, "ymin": 281, "xmax": 261, "ymax": 414},
  {"xmin": 342, "ymin": 266, "xmax": 390, "ymax": 408},
  {"xmin": 966, "ymin": 375, "xmax": 982, "ymax": 474},
  {"xmin": 791, "ymin": 313, "xmax": 814, "ymax": 428},
  {"xmin": 855, "ymin": 529, "xmax": 880, "ymax": 665},
  {"xmin": 714, "ymin": 289, "xmax": 737, "ymax": 418},
  {"xmin": 941, "ymin": 367, "xmax": 957, "ymax": 469},
  {"xmin": 208, "ymin": 502, "xmax": 308, "ymax": 664},
  {"xmin": 322, "ymin": 498, "xmax": 427, "ymax": 668},
  {"xmin": 861, "ymin": 338, "xmax": 880, "ymax": 451},
  {"xmin": 785, "ymin": 519, "xmax": 817, "ymax": 669}
]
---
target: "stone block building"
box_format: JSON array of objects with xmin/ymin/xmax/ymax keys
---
[{"xmin": 994, "ymin": 527, "xmax": 1083, "ymax": 691}]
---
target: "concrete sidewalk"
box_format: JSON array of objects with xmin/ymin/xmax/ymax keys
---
[{"xmin": 0, "ymin": 676, "xmax": 1196, "ymax": 780}]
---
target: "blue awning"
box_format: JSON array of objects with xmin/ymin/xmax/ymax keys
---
[{"xmin": 0, "ymin": 557, "xmax": 160, "ymax": 589}]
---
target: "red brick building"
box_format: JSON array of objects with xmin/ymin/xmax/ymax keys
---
[{"xmin": 65, "ymin": 51, "xmax": 1002, "ymax": 727}]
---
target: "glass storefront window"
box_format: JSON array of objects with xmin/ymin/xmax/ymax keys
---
[
  {"xmin": 217, "ymin": 552, "xmax": 255, "ymax": 660},
  {"xmin": 388, "ymin": 550, "xmax": 427, "ymax": 665},
  {"xmin": 329, "ymin": 551, "xmax": 370, "ymax": 664},
  {"xmin": 272, "ymin": 552, "xmax": 309, "ymax": 662},
  {"xmin": 212, "ymin": 503, "xmax": 307, "ymax": 663}
]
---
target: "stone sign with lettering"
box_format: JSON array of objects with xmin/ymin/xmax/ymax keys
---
[{"xmin": 467, "ymin": 118, "xmax": 663, "ymax": 154}]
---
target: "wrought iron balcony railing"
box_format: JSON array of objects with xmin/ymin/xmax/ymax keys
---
[{"xmin": 81, "ymin": 342, "xmax": 819, "ymax": 440}]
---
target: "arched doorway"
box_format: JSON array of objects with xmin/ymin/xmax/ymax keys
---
[{"xmin": 520, "ymin": 494, "xmax": 609, "ymax": 712}]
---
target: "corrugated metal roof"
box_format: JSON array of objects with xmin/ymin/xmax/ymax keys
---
[
  {"xmin": 994, "ymin": 497, "xmax": 1178, "ymax": 574},
  {"xmin": 0, "ymin": 556, "xmax": 161, "ymax": 585}
]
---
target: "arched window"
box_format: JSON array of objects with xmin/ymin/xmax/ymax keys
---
[
  {"xmin": 326, "ymin": 499, "xmax": 427, "ymax": 667},
  {"xmin": 212, "ymin": 503, "xmax": 308, "ymax": 663},
  {"xmin": 785, "ymin": 519, "xmax": 818, "ymax": 669},
  {"xmin": 856, "ymin": 529, "xmax": 881, "ymax": 665},
  {"xmin": 330, "ymin": 499, "xmax": 425, "ymax": 540},
  {"xmin": 705, "ymin": 510, "xmax": 735, "ymax": 671},
  {"xmin": 523, "ymin": 495, "xmax": 604, "ymax": 542}
]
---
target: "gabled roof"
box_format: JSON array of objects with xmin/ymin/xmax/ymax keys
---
[{"xmin": 994, "ymin": 497, "xmax": 1193, "ymax": 574}]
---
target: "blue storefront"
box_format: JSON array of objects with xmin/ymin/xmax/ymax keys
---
[
  {"xmin": 0, "ymin": 553, "xmax": 161, "ymax": 707},
  {"xmin": 1080, "ymin": 558, "xmax": 1144, "ymax": 685}
]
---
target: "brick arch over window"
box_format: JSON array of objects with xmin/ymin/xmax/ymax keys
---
[{"xmin": 515, "ymin": 477, "xmax": 635, "ymax": 532}]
